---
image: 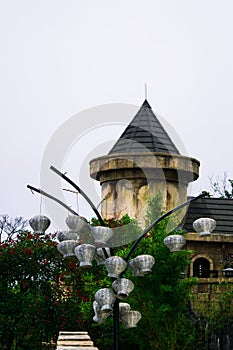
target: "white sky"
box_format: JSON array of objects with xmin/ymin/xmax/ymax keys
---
[{"xmin": 0, "ymin": 0, "xmax": 233, "ymax": 226}]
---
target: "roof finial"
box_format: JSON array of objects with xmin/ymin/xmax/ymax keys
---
[{"xmin": 144, "ymin": 83, "xmax": 148, "ymax": 100}]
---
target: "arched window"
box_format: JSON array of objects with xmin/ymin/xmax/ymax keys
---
[{"xmin": 193, "ymin": 258, "xmax": 210, "ymax": 278}]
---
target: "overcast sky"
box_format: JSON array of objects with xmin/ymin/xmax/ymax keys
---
[{"xmin": 0, "ymin": 0, "xmax": 233, "ymax": 227}]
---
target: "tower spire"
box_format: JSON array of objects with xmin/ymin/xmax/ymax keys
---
[{"xmin": 144, "ymin": 83, "xmax": 148, "ymax": 100}]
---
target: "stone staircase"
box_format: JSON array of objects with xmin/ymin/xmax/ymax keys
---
[{"xmin": 56, "ymin": 331, "xmax": 99, "ymax": 350}]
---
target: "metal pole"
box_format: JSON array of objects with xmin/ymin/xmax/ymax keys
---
[{"xmin": 113, "ymin": 299, "xmax": 120, "ymax": 350}]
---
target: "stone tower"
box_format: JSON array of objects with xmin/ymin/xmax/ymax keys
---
[{"xmin": 90, "ymin": 100, "xmax": 200, "ymax": 224}]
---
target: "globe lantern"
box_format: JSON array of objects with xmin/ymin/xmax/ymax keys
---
[
  {"xmin": 74, "ymin": 244, "xmax": 96, "ymax": 268},
  {"xmin": 121, "ymin": 310, "xmax": 142, "ymax": 329},
  {"xmin": 112, "ymin": 278, "xmax": 134, "ymax": 299},
  {"xmin": 57, "ymin": 240, "xmax": 79, "ymax": 258},
  {"xmin": 193, "ymin": 217, "xmax": 216, "ymax": 237},
  {"xmin": 94, "ymin": 288, "xmax": 116, "ymax": 313},
  {"xmin": 163, "ymin": 234, "xmax": 186, "ymax": 252},
  {"xmin": 91, "ymin": 226, "xmax": 114, "ymax": 247},
  {"xmin": 29, "ymin": 214, "xmax": 50, "ymax": 234},
  {"xmin": 66, "ymin": 215, "xmax": 88, "ymax": 232},
  {"xmin": 105, "ymin": 256, "xmax": 127, "ymax": 278},
  {"xmin": 128, "ymin": 255, "xmax": 155, "ymax": 276}
]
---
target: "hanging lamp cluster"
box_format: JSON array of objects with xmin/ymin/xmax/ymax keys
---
[
  {"xmin": 53, "ymin": 214, "xmax": 155, "ymax": 328},
  {"xmin": 29, "ymin": 210, "xmax": 215, "ymax": 330}
]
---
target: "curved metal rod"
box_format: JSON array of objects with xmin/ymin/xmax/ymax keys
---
[
  {"xmin": 125, "ymin": 192, "xmax": 207, "ymax": 261},
  {"xmin": 27, "ymin": 185, "xmax": 79, "ymax": 216},
  {"xmin": 50, "ymin": 166, "xmax": 106, "ymax": 226}
]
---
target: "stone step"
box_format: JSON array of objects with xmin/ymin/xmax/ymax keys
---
[
  {"xmin": 58, "ymin": 335, "xmax": 91, "ymax": 341},
  {"xmin": 57, "ymin": 341, "xmax": 93, "ymax": 346},
  {"xmin": 59, "ymin": 332, "xmax": 88, "ymax": 335},
  {"xmin": 56, "ymin": 331, "xmax": 99, "ymax": 349}
]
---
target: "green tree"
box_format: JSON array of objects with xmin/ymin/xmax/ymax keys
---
[{"xmin": 0, "ymin": 229, "xmax": 107, "ymax": 350}]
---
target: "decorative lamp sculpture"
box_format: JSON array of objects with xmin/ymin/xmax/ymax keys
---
[
  {"xmin": 57, "ymin": 240, "xmax": 79, "ymax": 258},
  {"xmin": 29, "ymin": 214, "xmax": 50, "ymax": 234},
  {"xmin": 129, "ymin": 255, "xmax": 155, "ymax": 276},
  {"xmin": 112, "ymin": 278, "xmax": 134, "ymax": 299},
  {"xmin": 105, "ymin": 256, "xmax": 127, "ymax": 278},
  {"xmin": 193, "ymin": 217, "xmax": 216, "ymax": 237},
  {"xmin": 121, "ymin": 310, "xmax": 142, "ymax": 329},
  {"xmin": 163, "ymin": 234, "xmax": 186, "ymax": 252},
  {"xmin": 74, "ymin": 244, "xmax": 96, "ymax": 268},
  {"xmin": 95, "ymin": 288, "xmax": 116, "ymax": 313},
  {"xmin": 94, "ymin": 247, "xmax": 111, "ymax": 265},
  {"xmin": 91, "ymin": 226, "xmax": 114, "ymax": 247}
]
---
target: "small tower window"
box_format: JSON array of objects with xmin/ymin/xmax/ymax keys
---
[{"xmin": 193, "ymin": 258, "xmax": 210, "ymax": 278}]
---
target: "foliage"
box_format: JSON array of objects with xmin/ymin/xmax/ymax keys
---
[
  {"xmin": 0, "ymin": 214, "xmax": 28, "ymax": 243},
  {"xmin": 0, "ymin": 230, "xmax": 108, "ymax": 350}
]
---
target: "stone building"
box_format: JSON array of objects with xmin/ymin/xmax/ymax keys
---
[
  {"xmin": 90, "ymin": 100, "xmax": 199, "ymax": 224},
  {"xmin": 184, "ymin": 197, "xmax": 233, "ymax": 310},
  {"xmin": 89, "ymin": 99, "xmax": 233, "ymax": 312}
]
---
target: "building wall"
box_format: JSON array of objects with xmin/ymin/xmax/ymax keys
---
[{"xmin": 185, "ymin": 233, "xmax": 233, "ymax": 312}]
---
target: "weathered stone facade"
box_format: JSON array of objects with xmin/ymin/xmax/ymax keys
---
[
  {"xmin": 90, "ymin": 152, "xmax": 199, "ymax": 224},
  {"xmin": 185, "ymin": 233, "xmax": 233, "ymax": 312}
]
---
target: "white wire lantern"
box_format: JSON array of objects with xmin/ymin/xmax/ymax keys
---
[
  {"xmin": 93, "ymin": 300, "xmax": 112, "ymax": 323},
  {"xmin": 112, "ymin": 278, "xmax": 134, "ymax": 299},
  {"xmin": 121, "ymin": 310, "xmax": 142, "ymax": 329},
  {"xmin": 57, "ymin": 240, "xmax": 79, "ymax": 258},
  {"xmin": 163, "ymin": 234, "xmax": 186, "ymax": 252},
  {"xmin": 128, "ymin": 255, "xmax": 155, "ymax": 276},
  {"xmin": 66, "ymin": 215, "xmax": 87, "ymax": 232},
  {"xmin": 105, "ymin": 256, "xmax": 127, "ymax": 278},
  {"xmin": 91, "ymin": 226, "xmax": 114, "ymax": 247},
  {"xmin": 74, "ymin": 244, "xmax": 96, "ymax": 268},
  {"xmin": 94, "ymin": 288, "xmax": 116, "ymax": 313},
  {"xmin": 29, "ymin": 214, "xmax": 50, "ymax": 234},
  {"xmin": 193, "ymin": 217, "xmax": 216, "ymax": 237}
]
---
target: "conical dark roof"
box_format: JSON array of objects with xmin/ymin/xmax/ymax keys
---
[{"xmin": 108, "ymin": 100, "xmax": 180, "ymax": 155}]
